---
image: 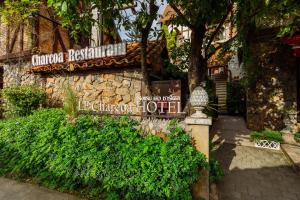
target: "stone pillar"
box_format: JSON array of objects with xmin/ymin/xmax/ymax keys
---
[{"xmin": 185, "ymin": 116, "xmax": 212, "ymax": 200}]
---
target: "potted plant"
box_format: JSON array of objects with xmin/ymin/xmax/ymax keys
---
[{"xmin": 250, "ymin": 129, "xmax": 283, "ymax": 150}]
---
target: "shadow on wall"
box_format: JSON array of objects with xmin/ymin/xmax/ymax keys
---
[{"xmin": 246, "ymin": 40, "xmax": 298, "ymax": 132}]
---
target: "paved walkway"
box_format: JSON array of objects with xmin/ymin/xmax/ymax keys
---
[
  {"xmin": 0, "ymin": 177, "xmax": 79, "ymax": 200},
  {"xmin": 282, "ymin": 144, "xmax": 300, "ymax": 175},
  {"xmin": 211, "ymin": 115, "xmax": 252, "ymax": 147},
  {"xmin": 211, "ymin": 115, "xmax": 300, "ymax": 200}
]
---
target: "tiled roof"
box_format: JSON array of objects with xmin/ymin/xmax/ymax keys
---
[{"xmin": 31, "ymin": 41, "xmax": 165, "ymax": 73}]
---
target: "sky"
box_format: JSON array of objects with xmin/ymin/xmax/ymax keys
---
[{"xmin": 118, "ymin": 1, "xmax": 167, "ymax": 41}]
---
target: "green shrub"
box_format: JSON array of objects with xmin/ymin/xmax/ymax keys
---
[
  {"xmin": 250, "ymin": 129, "xmax": 283, "ymax": 143},
  {"xmin": 226, "ymin": 81, "xmax": 245, "ymax": 115},
  {"xmin": 294, "ymin": 132, "xmax": 300, "ymax": 143},
  {"xmin": 63, "ymin": 84, "xmax": 78, "ymax": 121},
  {"xmin": 209, "ymin": 142, "xmax": 224, "ymax": 183},
  {"xmin": 2, "ymin": 85, "xmax": 46, "ymax": 117},
  {"xmin": 204, "ymin": 78, "xmax": 218, "ymax": 118},
  {"xmin": 209, "ymin": 158, "xmax": 224, "ymax": 183},
  {"xmin": 0, "ymin": 109, "xmax": 207, "ymax": 199}
]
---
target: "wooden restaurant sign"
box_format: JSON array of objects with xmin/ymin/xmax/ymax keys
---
[{"xmin": 31, "ymin": 43, "xmax": 127, "ymax": 66}]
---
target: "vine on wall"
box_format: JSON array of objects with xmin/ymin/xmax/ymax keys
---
[{"xmin": 0, "ymin": 0, "xmax": 40, "ymax": 25}]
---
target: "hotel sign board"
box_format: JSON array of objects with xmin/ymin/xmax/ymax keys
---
[
  {"xmin": 78, "ymin": 95, "xmax": 185, "ymax": 116},
  {"xmin": 31, "ymin": 43, "xmax": 127, "ymax": 66}
]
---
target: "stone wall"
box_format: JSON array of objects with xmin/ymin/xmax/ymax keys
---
[
  {"xmin": 43, "ymin": 69, "xmax": 142, "ymax": 112},
  {"xmin": 246, "ymin": 40, "xmax": 298, "ymax": 133},
  {"xmin": 1, "ymin": 61, "xmax": 143, "ymax": 114},
  {"xmin": 3, "ymin": 60, "xmax": 42, "ymax": 87}
]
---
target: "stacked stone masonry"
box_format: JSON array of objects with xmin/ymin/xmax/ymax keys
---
[
  {"xmin": 44, "ymin": 70, "xmax": 142, "ymax": 109},
  {"xmin": 2, "ymin": 60, "xmax": 142, "ymax": 112},
  {"xmin": 3, "ymin": 61, "xmax": 42, "ymax": 87}
]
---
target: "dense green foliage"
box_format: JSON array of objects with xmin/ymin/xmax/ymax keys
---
[
  {"xmin": 236, "ymin": 0, "xmax": 300, "ymax": 36},
  {"xmin": 204, "ymin": 78, "xmax": 218, "ymax": 118},
  {"xmin": 209, "ymin": 143, "xmax": 224, "ymax": 183},
  {"xmin": 48, "ymin": 0, "xmax": 160, "ymax": 42},
  {"xmin": 0, "ymin": 109, "xmax": 207, "ymax": 199},
  {"xmin": 250, "ymin": 129, "xmax": 283, "ymax": 143},
  {"xmin": 294, "ymin": 132, "xmax": 300, "ymax": 143},
  {"xmin": 162, "ymin": 24, "xmax": 190, "ymax": 80},
  {"xmin": 165, "ymin": 0, "xmax": 235, "ymax": 90},
  {"xmin": 162, "ymin": 24, "xmax": 177, "ymax": 51},
  {"xmin": 0, "ymin": 0, "xmax": 40, "ymax": 25},
  {"xmin": 236, "ymin": 0, "xmax": 300, "ymax": 88},
  {"xmin": 226, "ymin": 81, "xmax": 245, "ymax": 115},
  {"xmin": 2, "ymin": 85, "xmax": 46, "ymax": 117},
  {"xmin": 63, "ymin": 84, "xmax": 78, "ymax": 121},
  {"xmin": 209, "ymin": 158, "xmax": 224, "ymax": 183},
  {"xmin": 162, "ymin": 24, "xmax": 190, "ymax": 76}
]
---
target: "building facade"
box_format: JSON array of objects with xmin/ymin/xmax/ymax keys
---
[
  {"xmin": 0, "ymin": 2, "xmax": 168, "ymax": 116},
  {"xmin": 246, "ymin": 30, "xmax": 300, "ymax": 133}
]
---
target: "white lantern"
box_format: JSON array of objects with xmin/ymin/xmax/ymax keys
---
[{"xmin": 190, "ymin": 86, "xmax": 209, "ymax": 118}]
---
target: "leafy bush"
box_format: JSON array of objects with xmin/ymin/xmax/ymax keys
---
[
  {"xmin": 63, "ymin": 84, "xmax": 78, "ymax": 121},
  {"xmin": 204, "ymin": 78, "xmax": 218, "ymax": 118},
  {"xmin": 2, "ymin": 85, "xmax": 46, "ymax": 117},
  {"xmin": 250, "ymin": 129, "xmax": 283, "ymax": 143},
  {"xmin": 209, "ymin": 158, "xmax": 224, "ymax": 183},
  {"xmin": 162, "ymin": 24, "xmax": 190, "ymax": 77},
  {"xmin": 0, "ymin": 0, "xmax": 40, "ymax": 25},
  {"xmin": 209, "ymin": 142, "xmax": 224, "ymax": 183},
  {"xmin": 294, "ymin": 132, "xmax": 300, "ymax": 143},
  {"xmin": 226, "ymin": 81, "xmax": 245, "ymax": 115},
  {"xmin": 0, "ymin": 109, "xmax": 207, "ymax": 199}
]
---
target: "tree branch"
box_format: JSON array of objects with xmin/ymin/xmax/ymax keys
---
[
  {"xmin": 9, "ymin": 24, "xmax": 21, "ymax": 53},
  {"xmin": 140, "ymin": 0, "xmax": 159, "ymax": 95},
  {"xmin": 204, "ymin": 3, "xmax": 233, "ymax": 55},
  {"xmin": 140, "ymin": 0, "xmax": 158, "ymax": 42},
  {"xmin": 205, "ymin": 33, "xmax": 238, "ymax": 60},
  {"xmin": 205, "ymin": 4, "xmax": 267, "ymax": 60},
  {"xmin": 169, "ymin": 3, "xmax": 195, "ymax": 30}
]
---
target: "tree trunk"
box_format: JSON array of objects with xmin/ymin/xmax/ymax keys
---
[
  {"xmin": 139, "ymin": 0, "xmax": 158, "ymax": 97},
  {"xmin": 189, "ymin": 26, "xmax": 207, "ymax": 93},
  {"xmin": 140, "ymin": 34, "xmax": 151, "ymax": 96}
]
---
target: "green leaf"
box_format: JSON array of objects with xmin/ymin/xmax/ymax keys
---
[{"xmin": 61, "ymin": 1, "xmax": 67, "ymax": 12}]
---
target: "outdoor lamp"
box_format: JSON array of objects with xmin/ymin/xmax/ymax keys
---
[{"xmin": 190, "ymin": 86, "xmax": 209, "ymax": 118}]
